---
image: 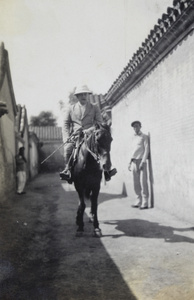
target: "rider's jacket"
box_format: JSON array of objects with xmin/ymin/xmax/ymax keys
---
[{"xmin": 63, "ymin": 101, "xmax": 103, "ymax": 137}]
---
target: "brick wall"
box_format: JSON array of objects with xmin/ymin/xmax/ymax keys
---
[{"xmin": 109, "ymin": 34, "xmax": 194, "ymax": 223}]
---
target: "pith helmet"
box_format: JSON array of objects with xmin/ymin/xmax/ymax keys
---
[{"xmin": 74, "ymin": 84, "xmax": 92, "ymax": 95}]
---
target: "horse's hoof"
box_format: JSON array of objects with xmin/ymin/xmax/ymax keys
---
[
  {"xmin": 93, "ymin": 228, "xmax": 102, "ymax": 238},
  {"xmin": 76, "ymin": 230, "xmax": 84, "ymax": 237}
]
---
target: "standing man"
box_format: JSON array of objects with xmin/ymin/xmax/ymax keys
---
[
  {"xmin": 16, "ymin": 146, "xmax": 27, "ymax": 195},
  {"xmin": 128, "ymin": 121, "xmax": 149, "ymax": 209},
  {"xmin": 60, "ymin": 84, "xmax": 116, "ymax": 181}
]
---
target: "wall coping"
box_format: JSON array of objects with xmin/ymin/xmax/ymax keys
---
[{"xmin": 104, "ymin": 0, "xmax": 194, "ymax": 108}]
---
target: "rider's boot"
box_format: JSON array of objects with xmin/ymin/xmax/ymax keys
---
[
  {"xmin": 104, "ymin": 168, "xmax": 117, "ymax": 181},
  {"xmin": 59, "ymin": 166, "xmax": 71, "ymax": 181}
]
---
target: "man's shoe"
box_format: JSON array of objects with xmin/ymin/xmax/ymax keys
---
[
  {"xmin": 59, "ymin": 170, "xmax": 71, "ymax": 181},
  {"xmin": 109, "ymin": 168, "xmax": 117, "ymax": 177},
  {"xmin": 104, "ymin": 168, "xmax": 117, "ymax": 181},
  {"xmin": 131, "ymin": 204, "xmax": 140, "ymax": 208},
  {"xmin": 140, "ymin": 206, "xmax": 148, "ymax": 210}
]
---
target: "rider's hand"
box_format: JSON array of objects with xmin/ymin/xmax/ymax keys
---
[{"xmin": 83, "ymin": 127, "xmax": 94, "ymax": 136}]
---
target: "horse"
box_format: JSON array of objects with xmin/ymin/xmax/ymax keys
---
[{"xmin": 71, "ymin": 123, "xmax": 113, "ymax": 237}]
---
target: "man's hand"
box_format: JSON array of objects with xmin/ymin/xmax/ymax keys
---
[
  {"xmin": 139, "ymin": 161, "xmax": 145, "ymax": 170},
  {"xmin": 128, "ymin": 163, "xmax": 132, "ymax": 171}
]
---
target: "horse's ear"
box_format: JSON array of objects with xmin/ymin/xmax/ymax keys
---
[
  {"xmin": 101, "ymin": 122, "xmax": 111, "ymax": 131},
  {"xmin": 95, "ymin": 122, "xmax": 111, "ymax": 132}
]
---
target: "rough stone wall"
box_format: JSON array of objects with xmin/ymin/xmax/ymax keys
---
[
  {"xmin": 110, "ymin": 34, "xmax": 194, "ymax": 223},
  {"xmin": 0, "ymin": 75, "xmax": 16, "ymax": 202}
]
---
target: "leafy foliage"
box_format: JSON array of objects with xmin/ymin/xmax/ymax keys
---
[
  {"xmin": 69, "ymin": 91, "xmax": 78, "ymax": 104},
  {"xmin": 30, "ymin": 111, "xmax": 57, "ymax": 126}
]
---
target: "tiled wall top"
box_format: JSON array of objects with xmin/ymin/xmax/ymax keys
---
[{"xmin": 105, "ymin": 0, "xmax": 193, "ymax": 104}]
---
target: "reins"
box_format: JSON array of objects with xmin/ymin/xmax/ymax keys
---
[
  {"xmin": 40, "ymin": 128, "xmax": 81, "ymax": 165},
  {"xmin": 41, "ymin": 126, "xmax": 111, "ymax": 165}
]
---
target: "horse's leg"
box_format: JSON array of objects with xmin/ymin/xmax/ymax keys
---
[
  {"xmin": 90, "ymin": 192, "xmax": 98, "ymax": 228},
  {"xmin": 90, "ymin": 187, "xmax": 102, "ymax": 237},
  {"xmin": 89, "ymin": 209, "xmax": 94, "ymax": 223},
  {"xmin": 76, "ymin": 191, "xmax": 86, "ymax": 236},
  {"xmin": 85, "ymin": 188, "xmax": 93, "ymax": 223}
]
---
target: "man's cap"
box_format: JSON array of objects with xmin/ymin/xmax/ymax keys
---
[
  {"xmin": 131, "ymin": 121, "xmax": 141, "ymax": 127},
  {"xmin": 74, "ymin": 84, "xmax": 92, "ymax": 95}
]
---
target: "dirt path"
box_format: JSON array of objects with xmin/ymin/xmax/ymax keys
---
[
  {"xmin": 0, "ymin": 173, "xmax": 136, "ymax": 300},
  {"xmin": 0, "ymin": 172, "xmax": 194, "ymax": 300}
]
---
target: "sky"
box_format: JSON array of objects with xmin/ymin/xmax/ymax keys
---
[{"xmin": 0, "ymin": 0, "xmax": 173, "ymax": 126}]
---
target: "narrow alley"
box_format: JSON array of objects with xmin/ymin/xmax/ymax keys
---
[{"xmin": 0, "ymin": 173, "xmax": 194, "ymax": 300}]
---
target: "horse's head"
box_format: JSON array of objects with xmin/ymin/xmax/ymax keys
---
[{"xmin": 94, "ymin": 123, "xmax": 113, "ymax": 171}]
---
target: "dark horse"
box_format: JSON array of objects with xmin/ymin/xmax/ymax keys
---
[{"xmin": 72, "ymin": 123, "xmax": 113, "ymax": 237}]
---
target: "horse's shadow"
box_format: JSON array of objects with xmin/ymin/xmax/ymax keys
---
[
  {"xmin": 103, "ymin": 219, "xmax": 194, "ymax": 243},
  {"xmin": 63, "ymin": 187, "xmax": 194, "ymax": 244},
  {"xmin": 98, "ymin": 192, "xmax": 123, "ymax": 203}
]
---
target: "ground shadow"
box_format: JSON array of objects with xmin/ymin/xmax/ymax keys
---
[
  {"xmin": 99, "ymin": 192, "xmax": 123, "ymax": 203},
  {"xmin": 61, "ymin": 181, "xmax": 124, "ymax": 204},
  {"xmin": 103, "ymin": 219, "xmax": 194, "ymax": 243},
  {"xmin": 0, "ymin": 173, "xmax": 137, "ymax": 300},
  {"xmin": 60, "ymin": 179, "xmax": 194, "ymax": 245}
]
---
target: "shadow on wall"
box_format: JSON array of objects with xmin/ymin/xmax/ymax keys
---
[
  {"xmin": 122, "ymin": 182, "xmax": 128, "ymax": 197},
  {"xmin": 148, "ymin": 132, "xmax": 154, "ymax": 208}
]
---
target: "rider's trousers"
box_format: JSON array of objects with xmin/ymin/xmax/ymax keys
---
[{"xmin": 64, "ymin": 142, "xmax": 75, "ymax": 166}]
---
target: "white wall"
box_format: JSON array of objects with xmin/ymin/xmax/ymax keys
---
[{"xmin": 109, "ymin": 34, "xmax": 194, "ymax": 223}]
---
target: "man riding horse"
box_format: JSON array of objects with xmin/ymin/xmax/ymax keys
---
[{"xmin": 59, "ymin": 84, "xmax": 117, "ymax": 182}]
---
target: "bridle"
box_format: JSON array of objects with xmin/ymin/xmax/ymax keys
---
[{"xmin": 83, "ymin": 127, "xmax": 112, "ymax": 163}]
